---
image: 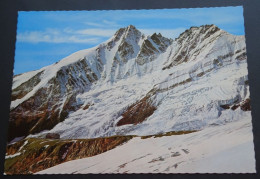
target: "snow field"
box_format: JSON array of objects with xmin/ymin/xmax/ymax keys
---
[{"xmin": 37, "ymin": 117, "xmax": 255, "ymax": 174}]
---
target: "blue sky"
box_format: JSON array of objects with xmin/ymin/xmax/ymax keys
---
[{"xmin": 14, "ymin": 6, "xmax": 245, "ymax": 74}]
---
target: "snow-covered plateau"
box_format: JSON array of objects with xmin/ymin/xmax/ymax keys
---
[
  {"xmin": 37, "ymin": 117, "xmax": 255, "ymax": 173},
  {"xmin": 7, "ymin": 24, "xmax": 255, "ymax": 173}
]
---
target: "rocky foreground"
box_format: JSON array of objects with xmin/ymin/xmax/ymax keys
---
[
  {"xmin": 4, "ymin": 135, "xmax": 133, "ymax": 174},
  {"xmin": 5, "ymin": 131, "xmax": 196, "ymax": 174}
]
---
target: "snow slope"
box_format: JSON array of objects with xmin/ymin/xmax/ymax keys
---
[{"xmin": 37, "ymin": 116, "xmax": 255, "ymax": 174}]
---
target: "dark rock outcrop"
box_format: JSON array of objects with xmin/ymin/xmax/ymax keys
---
[
  {"xmin": 45, "ymin": 133, "xmax": 60, "ymax": 139},
  {"xmin": 116, "ymin": 96, "xmax": 156, "ymax": 126},
  {"xmin": 8, "ymin": 58, "xmax": 101, "ymax": 142},
  {"xmin": 136, "ymin": 33, "xmax": 172, "ymax": 65},
  {"xmin": 241, "ymin": 98, "xmax": 251, "ymax": 111},
  {"xmin": 5, "ymin": 136, "xmax": 133, "ymax": 174}
]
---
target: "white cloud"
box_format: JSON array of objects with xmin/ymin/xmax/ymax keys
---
[
  {"xmin": 17, "ymin": 30, "xmax": 101, "ymax": 44},
  {"xmin": 102, "ymin": 20, "xmax": 120, "ymax": 27},
  {"xmin": 84, "ymin": 22, "xmax": 105, "ymax": 27},
  {"xmin": 84, "ymin": 20, "xmax": 120, "ymax": 28},
  {"xmin": 76, "ymin": 28, "xmax": 117, "ymax": 37},
  {"xmin": 17, "ymin": 25, "xmax": 119, "ymax": 44}
]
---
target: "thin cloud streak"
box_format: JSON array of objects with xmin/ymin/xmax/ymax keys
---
[
  {"xmin": 17, "ymin": 26, "xmax": 118, "ymax": 44},
  {"xmin": 17, "ymin": 31, "xmax": 101, "ymax": 44},
  {"xmin": 84, "ymin": 20, "xmax": 120, "ymax": 28},
  {"xmin": 76, "ymin": 29, "xmax": 117, "ymax": 37}
]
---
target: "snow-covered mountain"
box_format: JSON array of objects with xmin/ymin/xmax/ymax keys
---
[{"xmin": 8, "ymin": 24, "xmax": 250, "ymax": 142}]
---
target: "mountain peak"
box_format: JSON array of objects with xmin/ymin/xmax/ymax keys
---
[
  {"xmin": 127, "ymin": 24, "xmax": 137, "ymax": 30},
  {"xmin": 124, "ymin": 25, "xmax": 141, "ymax": 36},
  {"xmin": 200, "ymin": 24, "xmax": 220, "ymax": 33},
  {"xmin": 189, "ymin": 24, "xmax": 218, "ymax": 30},
  {"xmin": 175, "ymin": 24, "xmax": 221, "ymax": 42},
  {"xmin": 151, "ymin": 32, "xmax": 162, "ymax": 38},
  {"xmin": 110, "ymin": 25, "xmax": 140, "ymax": 43},
  {"xmin": 177, "ymin": 24, "xmax": 220, "ymax": 39},
  {"xmin": 113, "ymin": 25, "xmax": 139, "ymax": 37},
  {"xmin": 163, "ymin": 24, "xmax": 224, "ymax": 69},
  {"xmin": 106, "ymin": 25, "xmax": 142, "ymax": 52}
]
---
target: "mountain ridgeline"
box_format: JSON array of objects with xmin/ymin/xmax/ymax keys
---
[{"xmin": 8, "ymin": 24, "xmax": 249, "ymax": 142}]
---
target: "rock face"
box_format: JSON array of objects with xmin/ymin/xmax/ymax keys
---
[
  {"xmin": 116, "ymin": 95, "xmax": 157, "ymax": 126},
  {"xmin": 241, "ymin": 98, "xmax": 251, "ymax": 111},
  {"xmin": 8, "ymin": 58, "xmax": 99, "ymax": 141},
  {"xmin": 8, "ymin": 24, "xmax": 251, "ymax": 142},
  {"xmin": 136, "ymin": 32, "xmax": 172, "ymax": 65},
  {"xmin": 4, "ymin": 136, "xmax": 133, "ymax": 174},
  {"xmin": 163, "ymin": 25, "xmax": 221, "ymax": 69},
  {"xmin": 45, "ymin": 133, "xmax": 60, "ymax": 139}
]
